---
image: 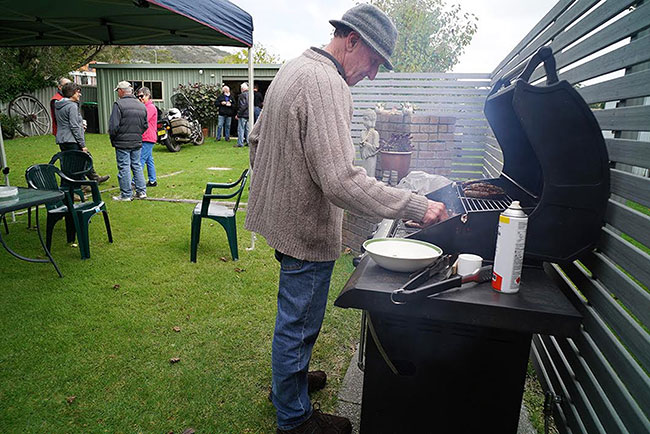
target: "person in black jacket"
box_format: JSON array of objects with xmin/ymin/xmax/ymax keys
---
[
  {"xmin": 109, "ymin": 81, "xmax": 148, "ymax": 201},
  {"xmin": 253, "ymin": 82, "xmax": 264, "ymax": 122},
  {"xmin": 215, "ymin": 85, "xmax": 235, "ymax": 141},
  {"xmin": 235, "ymin": 82, "xmax": 250, "ymax": 148}
]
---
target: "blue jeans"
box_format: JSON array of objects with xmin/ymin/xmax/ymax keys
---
[
  {"xmin": 115, "ymin": 148, "xmax": 146, "ymax": 198},
  {"xmin": 271, "ymin": 251, "xmax": 335, "ymax": 430},
  {"xmin": 237, "ymin": 117, "xmax": 248, "ymax": 147},
  {"xmin": 140, "ymin": 141, "xmax": 156, "ymax": 183},
  {"xmin": 216, "ymin": 115, "xmax": 232, "ymax": 140}
]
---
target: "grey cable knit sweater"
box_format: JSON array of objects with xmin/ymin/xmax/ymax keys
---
[{"xmin": 245, "ymin": 49, "xmax": 429, "ymax": 262}]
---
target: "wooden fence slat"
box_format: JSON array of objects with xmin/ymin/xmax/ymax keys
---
[
  {"xmin": 606, "ymin": 138, "xmax": 650, "ymax": 169},
  {"xmin": 574, "ymin": 330, "xmax": 650, "ymax": 434},
  {"xmin": 593, "ymin": 105, "xmax": 650, "ymax": 132},
  {"xmin": 492, "ymin": 0, "xmax": 575, "ymax": 78},
  {"xmin": 531, "ymin": 1, "xmax": 650, "ymax": 83},
  {"xmin": 351, "ymin": 94, "xmax": 487, "ymax": 104},
  {"xmin": 370, "ymin": 72, "xmax": 491, "ymax": 80},
  {"xmin": 499, "ymin": 0, "xmax": 602, "ymax": 82},
  {"xmin": 546, "ymin": 263, "xmax": 650, "ymax": 417},
  {"xmin": 454, "ymin": 150, "xmax": 486, "ymax": 158},
  {"xmin": 540, "ymin": 334, "xmax": 608, "ymax": 434},
  {"xmin": 354, "ymin": 79, "xmax": 491, "ymax": 88},
  {"xmin": 605, "ymin": 199, "xmax": 650, "ymax": 248},
  {"xmin": 550, "ymin": 0, "xmax": 638, "ymax": 59},
  {"xmin": 351, "ymin": 87, "xmax": 490, "ymax": 96},
  {"xmin": 558, "ymin": 34, "xmax": 650, "ymax": 86},
  {"xmin": 581, "ymin": 251, "xmax": 650, "ymax": 327},
  {"xmin": 610, "ymin": 168, "xmax": 650, "ymax": 208},
  {"xmin": 579, "ymin": 69, "xmax": 650, "ymax": 105},
  {"xmin": 532, "ymin": 335, "xmax": 590, "ymax": 433},
  {"xmin": 598, "ymin": 226, "xmax": 650, "ymax": 289},
  {"xmin": 561, "ymin": 262, "xmax": 650, "ymax": 373},
  {"xmin": 554, "ymin": 337, "xmax": 629, "ymax": 434}
]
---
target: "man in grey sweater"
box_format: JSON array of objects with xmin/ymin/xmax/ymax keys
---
[{"xmin": 245, "ymin": 4, "xmax": 447, "ymax": 433}]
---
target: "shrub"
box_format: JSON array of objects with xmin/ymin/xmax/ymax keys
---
[
  {"xmin": 0, "ymin": 113, "xmax": 21, "ymax": 140},
  {"xmin": 379, "ymin": 133, "xmax": 414, "ymax": 152},
  {"xmin": 174, "ymin": 83, "xmax": 221, "ymax": 127}
]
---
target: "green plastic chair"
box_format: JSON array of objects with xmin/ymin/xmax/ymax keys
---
[
  {"xmin": 25, "ymin": 164, "xmax": 112, "ymax": 260},
  {"xmin": 49, "ymin": 150, "xmax": 94, "ymax": 201},
  {"xmin": 190, "ymin": 169, "xmax": 249, "ymax": 262},
  {"xmin": 26, "ymin": 150, "xmax": 94, "ymax": 228}
]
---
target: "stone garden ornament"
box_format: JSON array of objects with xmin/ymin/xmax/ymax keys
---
[{"xmin": 359, "ymin": 109, "xmax": 380, "ymax": 177}]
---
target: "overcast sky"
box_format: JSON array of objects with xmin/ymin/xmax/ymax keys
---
[{"xmin": 230, "ymin": 0, "xmax": 558, "ymax": 73}]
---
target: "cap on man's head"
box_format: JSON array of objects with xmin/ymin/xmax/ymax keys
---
[
  {"xmin": 114, "ymin": 81, "xmax": 132, "ymax": 91},
  {"xmin": 329, "ymin": 4, "xmax": 397, "ymax": 70}
]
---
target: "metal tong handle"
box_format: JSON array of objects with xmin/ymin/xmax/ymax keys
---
[{"xmin": 391, "ymin": 275, "xmax": 463, "ymax": 304}]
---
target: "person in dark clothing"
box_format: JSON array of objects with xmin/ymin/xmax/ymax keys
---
[
  {"xmin": 253, "ymin": 83, "xmax": 264, "ymax": 122},
  {"xmin": 51, "ymin": 77, "xmax": 71, "ymax": 136},
  {"xmin": 109, "ymin": 81, "xmax": 148, "ymax": 201},
  {"xmin": 55, "ymin": 82, "xmax": 109, "ymax": 183},
  {"xmin": 235, "ymin": 82, "xmax": 250, "ymax": 148},
  {"xmin": 216, "ymin": 85, "xmax": 235, "ymax": 141}
]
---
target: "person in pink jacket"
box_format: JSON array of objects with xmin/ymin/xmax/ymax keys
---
[{"xmin": 137, "ymin": 87, "xmax": 158, "ymax": 187}]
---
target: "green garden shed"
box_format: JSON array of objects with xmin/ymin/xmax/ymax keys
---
[{"xmin": 94, "ymin": 63, "xmax": 281, "ymax": 134}]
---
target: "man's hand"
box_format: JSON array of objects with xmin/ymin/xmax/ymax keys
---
[
  {"xmin": 420, "ymin": 200, "xmax": 448, "ymax": 226},
  {"xmin": 81, "ymin": 147, "xmax": 89, "ymax": 153}
]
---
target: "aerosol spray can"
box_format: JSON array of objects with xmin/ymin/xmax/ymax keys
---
[{"xmin": 492, "ymin": 201, "xmax": 528, "ymax": 293}]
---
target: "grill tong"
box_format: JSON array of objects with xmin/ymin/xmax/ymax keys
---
[{"xmin": 391, "ymin": 254, "xmax": 493, "ymax": 304}]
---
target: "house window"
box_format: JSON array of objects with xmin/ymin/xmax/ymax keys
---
[{"xmin": 130, "ymin": 80, "xmax": 163, "ymax": 100}]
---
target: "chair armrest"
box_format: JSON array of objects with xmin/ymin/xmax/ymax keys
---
[
  {"xmin": 204, "ymin": 192, "xmax": 240, "ymax": 200},
  {"xmin": 205, "ymin": 181, "xmax": 239, "ymax": 193},
  {"xmin": 61, "ymin": 175, "xmax": 101, "ymax": 202}
]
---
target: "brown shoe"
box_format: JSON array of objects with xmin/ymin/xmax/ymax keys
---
[
  {"xmin": 269, "ymin": 370, "xmax": 327, "ymax": 402},
  {"xmin": 96, "ymin": 175, "xmax": 110, "ymax": 184},
  {"xmin": 277, "ymin": 403, "xmax": 351, "ymax": 434}
]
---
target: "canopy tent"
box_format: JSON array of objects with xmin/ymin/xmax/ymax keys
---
[{"xmin": 0, "ymin": 0, "xmax": 255, "ymax": 186}]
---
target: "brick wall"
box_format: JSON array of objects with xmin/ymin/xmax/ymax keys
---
[
  {"xmin": 341, "ymin": 211, "xmax": 382, "ymax": 254},
  {"xmin": 343, "ymin": 112, "xmax": 457, "ymax": 253},
  {"xmin": 376, "ymin": 112, "xmax": 456, "ymax": 177}
]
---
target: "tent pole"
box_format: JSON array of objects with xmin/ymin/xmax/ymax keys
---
[
  {"xmin": 0, "ymin": 124, "xmax": 8, "ymax": 186},
  {"xmin": 246, "ymin": 44, "xmax": 257, "ymax": 252},
  {"xmin": 248, "ymin": 45, "xmax": 255, "ymax": 134}
]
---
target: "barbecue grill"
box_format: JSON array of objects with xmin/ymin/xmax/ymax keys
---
[
  {"xmin": 407, "ymin": 46, "xmax": 610, "ymax": 263},
  {"xmin": 335, "ymin": 47, "xmax": 593, "ymax": 433}
]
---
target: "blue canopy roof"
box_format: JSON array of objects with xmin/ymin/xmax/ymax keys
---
[{"xmin": 0, "ymin": 0, "xmax": 253, "ymax": 47}]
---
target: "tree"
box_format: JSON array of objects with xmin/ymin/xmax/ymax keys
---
[
  {"xmin": 218, "ymin": 43, "xmax": 282, "ymax": 64},
  {"xmin": 0, "ymin": 46, "xmax": 104, "ymax": 102},
  {"xmin": 367, "ymin": 0, "xmax": 477, "ymax": 72}
]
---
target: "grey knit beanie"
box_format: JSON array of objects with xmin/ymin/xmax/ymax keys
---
[{"xmin": 329, "ymin": 4, "xmax": 397, "ymax": 70}]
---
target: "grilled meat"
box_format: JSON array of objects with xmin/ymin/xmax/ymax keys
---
[{"xmin": 462, "ymin": 180, "xmax": 506, "ymax": 198}]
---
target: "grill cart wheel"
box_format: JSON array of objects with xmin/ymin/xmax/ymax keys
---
[{"xmin": 8, "ymin": 94, "xmax": 51, "ymax": 137}]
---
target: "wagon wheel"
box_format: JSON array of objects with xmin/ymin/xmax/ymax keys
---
[{"xmin": 8, "ymin": 94, "xmax": 51, "ymax": 136}]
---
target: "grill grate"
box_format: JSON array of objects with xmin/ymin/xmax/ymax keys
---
[{"xmin": 455, "ymin": 183, "xmax": 512, "ymax": 213}]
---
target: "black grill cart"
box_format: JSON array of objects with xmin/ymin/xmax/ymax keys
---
[{"xmin": 335, "ymin": 258, "xmax": 581, "ymax": 433}]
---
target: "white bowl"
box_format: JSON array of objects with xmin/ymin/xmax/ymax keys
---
[{"xmin": 363, "ymin": 238, "xmax": 443, "ymax": 272}]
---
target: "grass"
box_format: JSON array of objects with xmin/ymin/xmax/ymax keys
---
[
  {"xmin": 0, "ymin": 135, "xmax": 360, "ymax": 433},
  {"xmin": 1, "ymin": 134, "xmax": 553, "ymax": 433}
]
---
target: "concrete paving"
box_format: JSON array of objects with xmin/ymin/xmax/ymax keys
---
[{"xmin": 337, "ymin": 346, "xmax": 537, "ymax": 434}]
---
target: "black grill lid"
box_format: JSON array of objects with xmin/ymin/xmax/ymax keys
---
[{"xmin": 483, "ymin": 47, "xmax": 610, "ymax": 262}]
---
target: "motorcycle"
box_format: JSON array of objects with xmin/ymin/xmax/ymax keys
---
[{"xmin": 157, "ymin": 93, "xmax": 205, "ymax": 152}]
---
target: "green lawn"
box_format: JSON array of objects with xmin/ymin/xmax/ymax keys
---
[{"xmin": 0, "ymin": 135, "xmax": 360, "ymax": 433}]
